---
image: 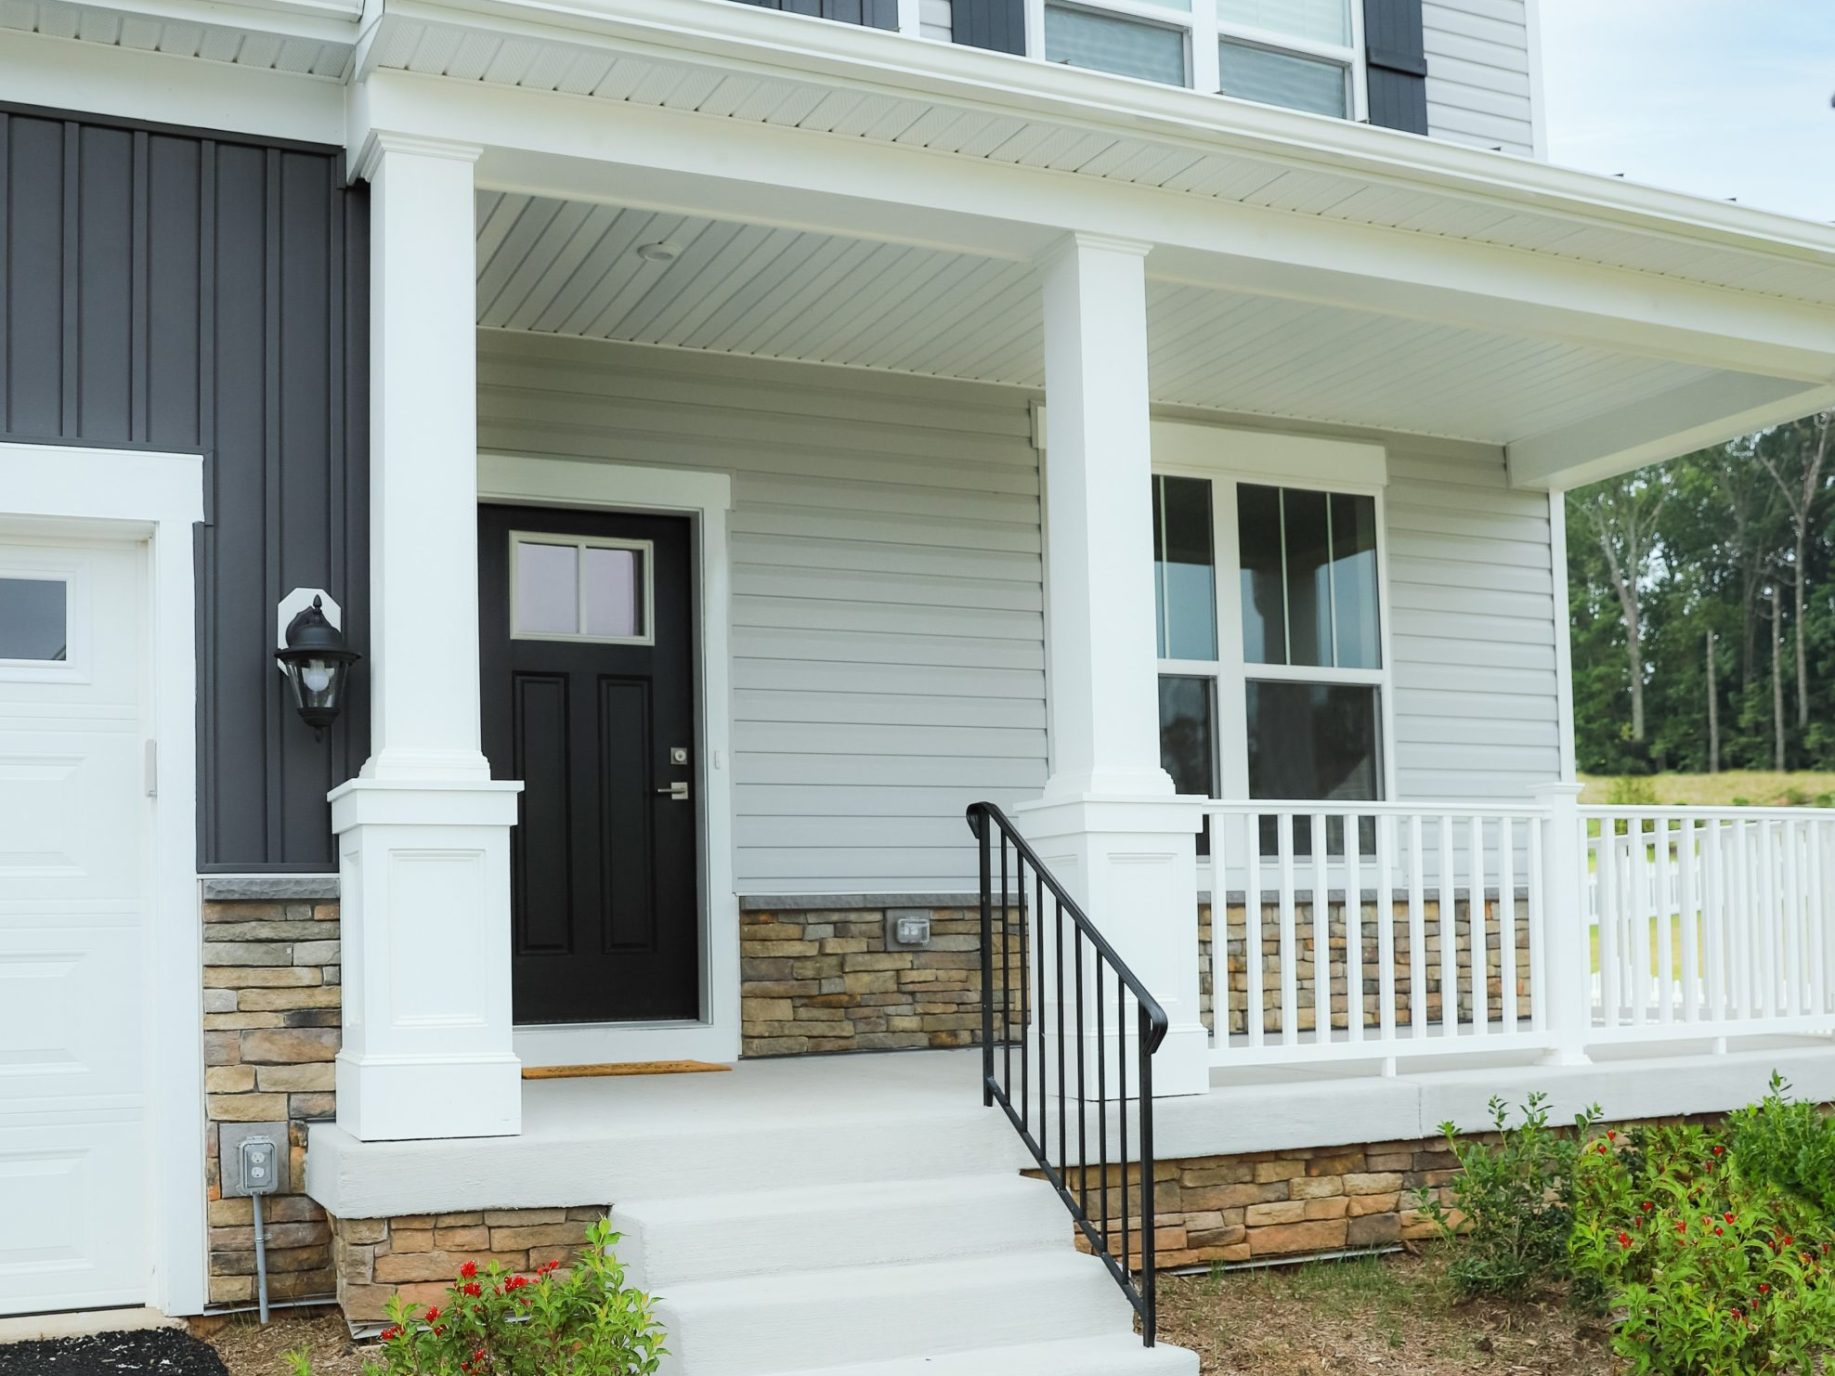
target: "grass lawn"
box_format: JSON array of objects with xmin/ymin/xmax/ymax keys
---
[
  {"xmin": 1578, "ymin": 770, "xmax": 1835, "ymax": 808},
  {"xmin": 1158, "ymin": 1252, "xmax": 1607, "ymax": 1376}
]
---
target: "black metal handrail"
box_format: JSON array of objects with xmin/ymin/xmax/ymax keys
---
[{"xmin": 966, "ymin": 801, "xmax": 1168, "ymax": 1347}]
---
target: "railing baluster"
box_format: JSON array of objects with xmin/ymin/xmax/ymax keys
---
[
  {"xmin": 1376, "ymin": 813, "xmax": 1397, "ymax": 1045},
  {"xmin": 1438, "ymin": 814, "xmax": 1457, "ymax": 1038},
  {"xmin": 1469, "ymin": 814, "xmax": 1487, "ymax": 1037},
  {"xmin": 1074, "ymin": 930, "xmax": 1087, "ymax": 1224},
  {"xmin": 1784, "ymin": 820, "xmax": 1804, "ymax": 1017},
  {"xmin": 1245, "ymin": 814, "xmax": 1264, "ymax": 1050},
  {"xmin": 1117, "ymin": 964, "xmax": 1129, "ymax": 1295},
  {"xmin": 1499, "ymin": 816, "xmax": 1518, "ymax": 1032},
  {"xmin": 1408, "ymin": 815, "xmax": 1426, "ymax": 1040},
  {"xmin": 979, "ymin": 811, "xmax": 994, "ymax": 1107},
  {"xmin": 1704, "ymin": 818, "xmax": 1725, "ymax": 1021},
  {"xmin": 1097, "ymin": 956, "xmax": 1108, "ymax": 1250},
  {"xmin": 1346, "ymin": 815, "xmax": 1364, "ymax": 1045},
  {"xmin": 1056, "ymin": 900, "xmax": 1067, "ymax": 1179},
  {"xmin": 1760, "ymin": 820, "xmax": 1780, "ymax": 1019},
  {"xmin": 1631, "ymin": 815, "xmax": 1653, "ymax": 1025},
  {"xmin": 1679, "ymin": 819, "xmax": 1700, "ymax": 1022},
  {"xmin": 1311, "ymin": 813, "xmax": 1330, "ymax": 1044},
  {"xmin": 1527, "ymin": 812, "xmax": 1546, "ymax": 1032},
  {"xmin": 1655, "ymin": 814, "xmax": 1674, "ymax": 1024},
  {"xmin": 1600, "ymin": 818, "xmax": 1614, "ymax": 1034},
  {"xmin": 1279, "ymin": 814, "xmax": 1298, "ymax": 1047},
  {"xmin": 1813, "ymin": 820, "xmax": 1831, "ymax": 1016},
  {"xmin": 1138, "ymin": 999, "xmax": 1156, "ymax": 1348}
]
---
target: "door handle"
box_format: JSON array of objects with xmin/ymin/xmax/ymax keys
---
[{"xmin": 655, "ymin": 781, "xmax": 690, "ymax": 802}]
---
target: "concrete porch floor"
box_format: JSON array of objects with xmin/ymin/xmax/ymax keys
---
[{"xmin": 306, "ymin": 1039, "xmax": 1835, "ymax": 1221}]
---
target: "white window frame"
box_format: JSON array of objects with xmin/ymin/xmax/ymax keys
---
[
  {"xmin": 1027, "ymin": 0, "xmax": 1367, "ymax": 119},
  {"xmin": 1152, "ymin": 462, "xmax": 1399, "ymax": 809},
  {"xmin": 0, "ymin": 560, "xmax": 89, "ymax": 682},
  {"xmin": 508, "ymin": 531, "xmax": 655, "ymax": 646}
]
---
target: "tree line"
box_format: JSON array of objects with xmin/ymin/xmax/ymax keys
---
[{"xmin": 1567, "ymin": 411, "xmax": 1833, "ymax": 776}]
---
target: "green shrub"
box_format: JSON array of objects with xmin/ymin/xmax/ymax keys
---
[
  {"xmin": 1419, "ymin": 1092, "xmax": 1600, "ymax": 1299},
  {"xmin": 1569, "ymin": 1121, "xmax": 1835, "ymax": 1374},
  {"xmin": 287, "ymin": 1219, "xmax": 665, "ymax": 1376},
  {"xmin": 1608, "ymin": 776, "xmax": 1660, "ymax": 808},
  {"xmin": 1728, "ymin": 1073, "xmax": 1835, "ymax": 1214}
]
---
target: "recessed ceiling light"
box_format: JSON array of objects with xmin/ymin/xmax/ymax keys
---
[{"xmin": 636, "ymin": 241, "xmax": 681, "ymax": 263}]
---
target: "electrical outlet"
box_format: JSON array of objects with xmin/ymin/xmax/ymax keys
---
[
  {"xmin": 241, "ymin": 1138, "xmax": 279, "ymax": 1195},
  {"xmin": 221, "ymin": 1120, "xmax": 289, "ymax": 1196},
  {"xmin": 887, "ymin": 909, "xmax": 932, "ymax": 949}
]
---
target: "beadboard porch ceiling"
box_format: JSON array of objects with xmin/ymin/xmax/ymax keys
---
[{"xmin": 478, "ymin": 189, "xmax": 1729, "ymax": 450}]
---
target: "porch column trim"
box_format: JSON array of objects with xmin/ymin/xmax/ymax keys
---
[
  {"xmin": 1023, "ymin": 232, "xmax": 1209, "ymax": 1097},
  {"xmin": 330, "ymin": 134, "xmax": 523, "ymax": 1142}
]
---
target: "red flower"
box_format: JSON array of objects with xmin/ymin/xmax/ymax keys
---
[
  {"xmin": 1713, "ymin": 1145, "xmax": 1725, "ymax": 1157},
  {"xmin": 1677, "ymin": 1221, "xmax": 1688, "ymax": 1233},
  {"xmin": 1607, "ymin": 1130, "xmax": 1617, "ymax": 1142},
  {"xmin": 1618, "ymin": 1232, "xmax": 1632, "ymax": 1249},
  {"xmin": 463, "ymin": 1281, "xmax": 483, "ymax": 1298},
  {"xmin": 460, "ymin": 1261, "xmax": 479, "ymax": 1280},
  {"xmin": 1759, "ymin": 1283, "xmax": 1771, "ymax": 1294},
  {"xmin": 505, "ymin": 1273, "xmax": 530, "ymax": 1291},
  {"xmin": 424, "ymin": 1307, "xmax": 440, "ymax": 1323},
  {"xmin": 380, "ymin": 1328, "xmax": 401, "ymax": 1342},
  {"xmin": 1724, "ymin": 1212, "xmax": 1736, "ymax": 1225},
  {"xmin": 1716, "ymin": 1227, "xmax": 1725, "ymax": 1236},
  {"xmin": 1641, "ymin": 1201, "xmax": 1654, "ymax": 1213}
]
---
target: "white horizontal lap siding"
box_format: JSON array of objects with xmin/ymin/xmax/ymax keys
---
[
  {"xmin": 919, "ymin": 0, "xmax": 952, "ymax": 41},
  {"xmin": 1421, "ymin": 0, "xmax": 1536, "ymax": 157},
  {"xmin": 1384, "ymin": 446, "xmax": 1562, "ymax": 803},
  {"xmin": 476, "ymin": 331, "xmax": 1045, "ymax": 895}
]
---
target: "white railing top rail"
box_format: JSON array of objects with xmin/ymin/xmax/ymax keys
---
[
  {"xmin": 1581, "ymin": 804, "xmax": 1835, "ymax": 820},
  {"xmin": 1201, "ymin": 799, "xmax": 1550, "ymax": 820}
]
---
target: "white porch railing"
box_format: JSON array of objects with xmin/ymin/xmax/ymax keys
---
[
  {"xmin": 1199, "ymin": 796, "xmax": 1835, "ymax": 1073},
  {"xmin": 1586, "ymin": 809, "xmax": 1835, "ymax": 1040}
]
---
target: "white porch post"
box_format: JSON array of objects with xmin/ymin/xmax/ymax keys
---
[
  {"xmin": 1015, "ymin": 232, "xmax": 1209, "ymax": 1098},
  {"xmin": 329, "ymin": 134, "xmax": 523, "ymax": 1142},
  {"xmin": 1533, "ymin": 781, "xmax": 1593, "ymax": 1066}
]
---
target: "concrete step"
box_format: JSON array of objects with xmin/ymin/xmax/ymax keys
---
[
  {"xmin": 754, "ymin": 1335, "xmax": 1200, "ymax": 1376},
  {"xmin": 652, "ymin": 1249, "xmax": 1134, "ymax": 1376},
  {"xmin": 616, "ymin": 1174, "xmax": 1069, "ymax": 1287}
]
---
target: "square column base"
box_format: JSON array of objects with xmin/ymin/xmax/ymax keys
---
[
  {"xmin": 330, "ymin": 778, "xmax": 525, "ymax": 1142},
  {"xmin": 1012, "ymin": 793, "xmax": 1211, "ymax": 1098}
]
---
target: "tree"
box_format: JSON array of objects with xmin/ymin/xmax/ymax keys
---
[
  {"xmin": 1754, "ymin": 413, "xmax": 1834, "ymax": 732},
  {"xmin": 1571, "ymin": 473, "xmax": 1668, "ymax": 750}
]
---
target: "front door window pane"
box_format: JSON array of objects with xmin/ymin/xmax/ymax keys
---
[
  {"xmin": 584, "ymin": 546, "xmax": 644, "ymax": 639},
  {"xmin": 1044, "ymin": 5, "xmax": 1188, "ymax": 86},
  {"xmin": 0, "ymin": 578, "xmax": 67, "ymax": 661},
  {"xmin": 514, "ymin": 542, "xmax": 579, "ymax": 636},
  {"xmin": 1160, "ymin": 674, "xmax": 1216, "ymax": 853},
  {"xmin": 1330, "ymin": 491, "xmax": 1380, "ymax": 669},
  {"xmin": 1153, "ymin": 476, "xmax": 1217, "ymax": 660},
  {"xmin": 1219, "ymin": 41, "xmax": 1349, "ymax": 116}
]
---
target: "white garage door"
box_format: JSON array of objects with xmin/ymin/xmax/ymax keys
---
[{"xmin": 0, "ymin": 535, "xmax": 153, "ymax": 1316}]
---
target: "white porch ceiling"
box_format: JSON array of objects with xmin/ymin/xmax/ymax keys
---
[{"xmin": 477, "ymin": 191, "xmax": 1720, "ymax": 447}]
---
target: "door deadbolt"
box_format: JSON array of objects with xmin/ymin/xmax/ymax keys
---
[{"xmin": 669, "ymin": 746, "xmax": 689, "ymax": 765}]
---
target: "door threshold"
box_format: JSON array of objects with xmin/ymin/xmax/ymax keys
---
[
  {"xmin": 521, "ymin": 1060, "xmax": 731, "ymax": 1079},
  {"xmin": 513, "ymin": 1018, "xmax": 737, "ymax": 1070}
]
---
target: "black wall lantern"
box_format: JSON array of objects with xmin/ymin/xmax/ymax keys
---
[{"xmin": 275, "ymin": 593, "xmax": 360, "ymax": 738}]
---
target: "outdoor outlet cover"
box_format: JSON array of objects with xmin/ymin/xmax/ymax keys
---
[
  {"xmin": 887, "ymin": 909, "xmax": 932, "ymax": 949},
  {"xmin": 221, "ymin": 1121, "xmax": 289, "ymax": 1197}
]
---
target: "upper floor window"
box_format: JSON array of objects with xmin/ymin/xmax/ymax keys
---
[{"xmin": 1043, "ymin": 0, "xmax": 1361, "ymax": 118}]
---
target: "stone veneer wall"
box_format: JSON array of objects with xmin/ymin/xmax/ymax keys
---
[
  {"xmin": 1201, "ymin": 895, "xmax": 1534, "ymax": 1037},
  {"xmin": 330, "ymin": 1208, "xmax": 610, "ymax": 1322},
  {"xmin": 739, "ymin": 902, "xmax": 992, "ymax": 1057},
  {"xmin": 202, "ymin": 896, "xmax": 342, "ymax": 1306}
]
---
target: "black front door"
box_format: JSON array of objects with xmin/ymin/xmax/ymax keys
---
[{"xmin": 480, "ymin": 505, "xmax": 700, "ymax": 1025}]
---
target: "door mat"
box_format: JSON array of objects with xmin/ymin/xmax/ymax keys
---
[{"xmin": 521, "ymin": 1061, "xmax": 732, "ymax": 1079}]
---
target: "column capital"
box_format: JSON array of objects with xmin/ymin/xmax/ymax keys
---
[
  {"xmin": 354, "ymin": 130, "xmax": 484, "ymax": 184},
  {"xmin": 1037, "ymin": 230, "xmax": 1155, "ymax": 269}
]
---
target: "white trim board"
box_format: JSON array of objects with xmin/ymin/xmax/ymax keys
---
[
  {"xmin": 0, "ymin": 441, "xmax": 208, "ymax": 1317},
  {"xmin": 476, "ymin": 452, "xmax": 739, "ymax": 1066}
]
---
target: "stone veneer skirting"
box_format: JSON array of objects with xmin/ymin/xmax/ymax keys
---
[
  {"xmin": 202, "ymin": 896, "xmax": 343, "ymax": 1306},
  {"xmin": 329, "ymin": 1207, "xmax": 610, "ymax": 1322}
]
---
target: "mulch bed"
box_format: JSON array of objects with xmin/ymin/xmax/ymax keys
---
[
  {"xmin": 0, "ymin": 1330, "xmax": 228, "ymax": 1376},
  {"xmin": 202, "ymin": 1312, "xmax": 366, "ymax": 1376},
  {"xmin": 1159, "ymin": 1252, "xmax": 1613, "ymax": 1375}
]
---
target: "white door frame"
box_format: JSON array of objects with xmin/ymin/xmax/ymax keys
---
[
  {"xmin": 0, "ymin": 441, "xmax": 207, "ymax": 1316},
  {"xmin": 477, "ymin": 452, "xmax": 739, "ymax": 1066}
]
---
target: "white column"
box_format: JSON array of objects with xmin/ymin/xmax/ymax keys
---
[
  {"xmin": 329, "ymin": 134, "xmax": 523, "ymax": 1142},
  {"xmin": 1016, "ymin": 233, "xmax": 1209, "ymax": 1097},
  {"xmin": 1533, "ymin": 781, "xmax": 1593, "ymax": 1066}
]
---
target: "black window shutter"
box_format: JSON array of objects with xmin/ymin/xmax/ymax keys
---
[
  {"xmin": 953, "ymin": 0, "xmax": 1026, "ymax": 53},
  {"xmin": 1362, "ymin": 0, "xmax": 1429, "ymax": 134}
]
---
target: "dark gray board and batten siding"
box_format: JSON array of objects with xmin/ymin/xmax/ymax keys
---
[{"xmin": 0, "ymin": 107, "xmax": 369, "ymax": 871}]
